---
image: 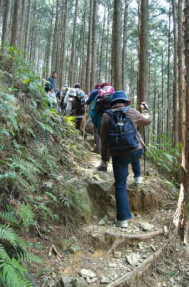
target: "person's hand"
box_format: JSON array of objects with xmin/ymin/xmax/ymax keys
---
[{"xmin": 140, "ymin": 102, "xmax": 149, "ymax": 111}]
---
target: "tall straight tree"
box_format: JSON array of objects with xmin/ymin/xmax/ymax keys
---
[
  {"xmin": 122, "ymin": 0, "xmax": 129, "ymax": 89},
  {"xmin": 10, "ymin": 0, "xmax": 22, "ymax": 48},
  {"xmin": 111, "ymin": 0, "xmax": 122, "ymax": 90},
  {"xmin": 181, "ymin": 0, "xmax": 189, "ymax": 244},
  {"xmin": 174, "ymin": 0, "xmax": 189, "ymax": 244},
  {"xmin": 90, "ymin": 0, "xmax": 97, "ymax": 89},
  {"xmin": 1, "ymin": 0, "xmax": 11, "ymax": 50},
  {"xmin": 177, "ymin": 0, "xmax": 185, "ymax": 144},
  {"xmin": 68, "ymin": 0, "xmax": 79, "ymax": 86},
  {"xmin": 137, "ymin": 0, "xmax": 149, "ymax": 107},
  {"xmin": 85, "ymin": 0, "xmax": 93, "ymax": 92}
]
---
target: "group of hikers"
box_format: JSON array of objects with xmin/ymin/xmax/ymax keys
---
[{"xmin": 45, "ymin": 72, "xmax": 151, "ymax": 228}]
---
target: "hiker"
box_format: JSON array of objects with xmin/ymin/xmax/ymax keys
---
[
  {"xmin": 100, "ymin": 91, "xmax": 151, "ymax": 228},
  {"xmin": 45, "ymin": 72, "xmax": 58, "ymax": 108},
  {"xmin": 45, "ymin": 71, "xmax": 58, "ymax": 93},
  {"xmin": 64, "ymin": 86, "xmax": 86, "ymax": 130},
  {"xmin": 74, "ymin": 83, "xmax": 86, "ymax": 129},
  {"xmin": 87, "ymin": 83, "xmax": 115, "ymax": 153},
  {"xmin": 57, "ymin": 84, "xmax": 69, "ymax": 112}
]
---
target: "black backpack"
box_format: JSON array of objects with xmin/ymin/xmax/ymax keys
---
[
  {"xmin": 105, "ymin": 108, "xmax": 139, "ymax": 152},
  {"xmin": 44, "ymin": 81, "xmax": 51, "ymax": 92}
]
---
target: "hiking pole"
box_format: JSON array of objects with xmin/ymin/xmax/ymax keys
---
[
  {"xmin": 82, "ymin": 107, "xmax": 87, "ymax": 141},
  {"xmin": 140, "ymin": 102, "xmax": 149, "ymax": 176},
  {"xmin": 143, "ymin": 127, "xmax": 146, "ymax": 176}
]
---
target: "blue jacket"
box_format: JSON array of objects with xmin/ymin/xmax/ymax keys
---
[{"xmin": 47, "ymin": 77, "xmax": 57, "ymax": 91}]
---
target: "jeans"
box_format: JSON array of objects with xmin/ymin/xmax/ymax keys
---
[
  {"xmin": 131, "ymin": 157, "xmax": 141, "ymax": 178},
  {"xmin": 112, "ymin": 149, "xmax": 144, "ymax": 221}
]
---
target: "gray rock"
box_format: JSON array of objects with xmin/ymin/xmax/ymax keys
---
[
  {"xmin": 86, "ymin": 277, "xmax": 97, "ymax": 284},
  {"xmin": 61, "ymin": 277, "xmax": 88, "ymax": 287},
  {"xmin": 139, "ymin": 222, "xmax": 154, "ymax": 231},
  {"xmin": 126, "ymin": 253, "xmax": 141, "ymax": 266},
  {"xmin": 68, "ymin": 245, "xmax": 81, "ymax": 254},
  {"xmin": 80, "ymin": 269, "xmax": 96, "ymax": 279},
  {"xmin": 61, "ymin": 276, "xmax": 74, "ymax": 287},
  {"xmin": 108, "ymin": 262, "xmax": 117, "ymax": 268},
  {"xmin": 72, "ymin": 278, "xmax": 88, "ymax": 287},
  {"xmin": 113, "ymin": 251, "xmax": 122, "ymax": 259},
  {"xmin": 100, "ymin": 276, "xmax": 111, "ymax": 284}
]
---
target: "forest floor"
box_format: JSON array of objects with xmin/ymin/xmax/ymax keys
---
[{"xmin": 27, "ymin": 149, "xmax": 189, "ymax": 287}]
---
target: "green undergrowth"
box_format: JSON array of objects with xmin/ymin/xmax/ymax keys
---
[
  {"xmin": 147, "ymin": 135, "xmax": 181, "ymax": 184},
  {"xmin": 0, "ymin": 48, "xmax": 90, "ymax": 285}
]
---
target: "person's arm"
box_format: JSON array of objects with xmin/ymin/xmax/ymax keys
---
[
  {"xmin": 100, "ymin": 113, "xmax": 110, "ymax": 162},
  {"xmin": 128, "ymin": 108, "xmax": 151, "ymax": 126}
]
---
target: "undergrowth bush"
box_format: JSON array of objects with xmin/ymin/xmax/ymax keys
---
[
  {"xmin": 0, "ymin": 47, "xmax": 89, "ymax": 283},
  {"xmin": 147, "ymin": 135, "xmax": 181, "ymax": 183}
]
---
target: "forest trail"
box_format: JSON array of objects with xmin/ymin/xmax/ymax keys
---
[{"xmin": 34, "ymin": 150, "xmax": 188, "ymax": 287}]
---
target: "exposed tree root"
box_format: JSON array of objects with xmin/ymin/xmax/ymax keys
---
[
  {"xmin": 107, "ymin": 244, "xmax": 168, "ymax": 287},
  {"xmin": 105, "ymin": 229, "xmax": 167, "ymax": 255}
]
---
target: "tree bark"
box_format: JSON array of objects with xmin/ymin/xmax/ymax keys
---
[
  {"xmin": 90, "ymin": 0, "xmax": 97, "ymax": 89},
  {"xmin": 10, "ymin": 0, "xmax": 22, "ymax": 48},
  {"xmin": 85, "ymin": 0, "xmax": 93, "ymax": 92},
  {"xmin": 111, "ymin": 0, "xmax": 122, "ymax": 90},
  {"xmin": 68, "ymin": 0, "xmax": 79, "ymax": 86},
  {"xmin": 122, "ymin": 0, "xmax": 129, "ymax": 89},
  {"xmin": 137, "ymin": 0, "xmax": 149, "ymax": 107},
  {"xmin": 1, "ymin": 0, "xmax": 11, "ymax": 50}
]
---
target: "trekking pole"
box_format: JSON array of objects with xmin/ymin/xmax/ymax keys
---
[
  {"xmin": 143, "ymin": 127, "xmax": 146, "ymax": 176},
  {"xmin": 82, "ymin": 107, "xmax": 87, "ymax": 140}
]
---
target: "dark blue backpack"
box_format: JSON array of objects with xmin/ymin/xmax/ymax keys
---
[{"xmin": 105, "ymin": 108, "xmax": 139, "ymax": 152}]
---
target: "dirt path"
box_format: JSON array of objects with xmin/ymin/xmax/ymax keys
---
[{"xmin": 35, "ymin": 151, "xmax": 185, "ymax": 287}]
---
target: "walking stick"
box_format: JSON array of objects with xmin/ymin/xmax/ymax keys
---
[
  {"xmin": 82, "ymin": 107, "xmax": 87, "ymax": 140},
  {"xmin": 143, "ymin": 127, "xmax": 146, "ymax": 176}
]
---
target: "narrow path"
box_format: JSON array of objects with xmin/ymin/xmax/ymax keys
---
[{"xmin": 43, "ymin": 151, "xmax": 177, "ymax": 287}]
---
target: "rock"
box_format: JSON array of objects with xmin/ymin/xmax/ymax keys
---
[
  {"xmin": 72, "ymin": 278, "xmax": 88, "ymax": 287},
  {"xmin": 61, "ymin": 276, "xmax": 74, "ymax": 287},
  {"xmin": 68, "ymin": 245, "xmax": 81, "ymax": 254},
  {"xmin": 151, "ymin": 245, "xmax": 156, "ymax": 251},
  {"xmin": 86, "ymin": 277, "xmax": 97, "ymax": 284},
  {"xmin": 100, "ymin": 276, "xmax": 111, "ymax": 284},
  {"xmin": 80, "ymin": 269, "xmax": 96, "ymax": 279},
  {"xmin": 126, "ymin": 253, "xmax": 141, "ymax": 266},
  {"xmin": 61, "ymin": 277, "xmax": 88, "ymax": 287},
  {"xmin": 98, "ymin": 216, "xmax": 108, "ymax": 226},
  {"xmin": 113, "ymin": 251, "xmax": 122, "ymax": 259},
  {"xmin": 108, "ymin": 262, "xmax": 117, "ymax": 268},
  {"xmin": 139, "ymin": 222, "xmax": 154, "ymax": 231}
]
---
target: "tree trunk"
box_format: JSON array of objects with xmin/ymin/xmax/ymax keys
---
[
  {"xmin": 177, "ymin": 0, "xmax": 185, "ymax": 144},
  {"xmin": 171, "ymin": 0, "xmax": 179, "ymax": 145},
  {"xmin": 85, "ymin": 0, "xmax": 93, "ymax": 92},
  {"xmin": 1, "ymin": 0, "xmax": 11, "ymax": 50},
  {"xmin": 90, "ymin": 0, "xmax": 97, "ymax": 89},
  {"xmin": 10, "ymin": 0, "xmax": 22, "ymax": 48},
  {"xmin": 137, "ymin": 0, "xmax": 149, "ymax": 107},
  {"xmin": 122, "ymin": 0, "xmax": 129, "ymax": 89},
  {"xmin": 174, "ymin": 0, "xmax": 189, "ymax": 244},
  {"xmin": 59, "ymin": 0, "xmax": 68, "ymax": 87},
  {"xmin": 68, "ymin": 0, "xmax": 79, "ymax": 86},
  {"xmin": 111, "ymin": 0, "xmax": 122, "ymax": 90}
]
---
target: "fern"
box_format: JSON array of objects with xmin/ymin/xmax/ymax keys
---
[
  {"xmin": 0, "ymin": 245, "xmax": 32, "ymax": 287},
  {"xmin": 17, "ymin": 204, "xmax": 36, "ymax": 227},
  {"xmin": 0, "ymin": 224, "xmax": 25, "ymax": 248}
]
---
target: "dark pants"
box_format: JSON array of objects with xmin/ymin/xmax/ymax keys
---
[{"xmin": 112, "ymin": 149, "xmax": 143, "ymax": 221}]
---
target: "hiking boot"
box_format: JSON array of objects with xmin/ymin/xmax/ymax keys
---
[
  {"xmin": 134, "ymin": 176, "xmax": 143, "ymax": 184},
  {"xmin": 97, "ymin": 161, "xmax": 107, "ymax": 172},
  {"xmin": 116, "ymin": 220, "xmax": 128, "ymax": 228}
]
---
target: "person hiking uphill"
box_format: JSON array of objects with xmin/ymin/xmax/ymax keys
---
[
  {"xmin": 45, "ymin": 71, "xmax": 59, "ymax": 108},
  {"xmin": 87, "ymin": 83, "xmax": 115, "ymax": 153},
  {"xmin": 100, "ymin": 91, "xmax": 151, "ymax": 228}
]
